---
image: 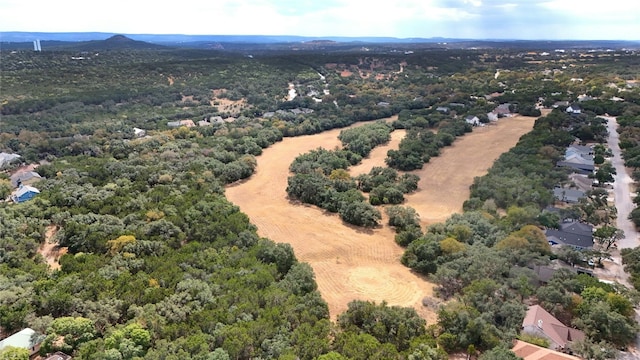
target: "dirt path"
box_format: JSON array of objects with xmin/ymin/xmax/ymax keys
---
[
  {"xmin": 226, "ymin": 114, "xmax": 535, "ymax": 321},
  {"xmin": 37, "ymin": 225, "xmax": 67, "ymax": 271}
]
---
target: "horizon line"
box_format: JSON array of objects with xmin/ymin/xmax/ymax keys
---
[{"xmin": 1, "ymin": 31, "xmax": 640, "ymax": 43}]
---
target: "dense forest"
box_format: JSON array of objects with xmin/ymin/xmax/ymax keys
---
[{"xmin": 1, "ymin": 43, "xmax": 640, "ymax": 360}]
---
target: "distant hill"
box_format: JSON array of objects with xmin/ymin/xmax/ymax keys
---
[
  {"xmin": 1, "ymin": 32, "xmax": 639, "ymax": 51},
  {"xmin": 72, "ymin": 35, "xmax": 167, "ymax": 50}
]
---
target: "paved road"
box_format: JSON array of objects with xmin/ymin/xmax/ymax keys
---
[
  {"xmin": 603, "ymin": 116, "xmax": 640, "ymax": 359},
  {"xmin": 604, "ymin": 116, "xmax": 639, "ymax": 249}
]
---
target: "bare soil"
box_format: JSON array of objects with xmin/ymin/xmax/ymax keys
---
[
  {"xmin": 210, "ymin": 89, "xmax": 247, "ymax": 115},
  {"xmin": 225, "ymin": 114, "xmax": 536, "ymax": 321},
  {"xmin": 37, "ymin": 225, "xmax": 67, "ymax": 271}
]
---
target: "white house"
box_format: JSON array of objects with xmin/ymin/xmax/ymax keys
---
[
  {"xmin": 465, "ymin": 115, "xmax": 481, "ymax": 126},
  {"xmin": 566, "ymin": 104, "xmax": 581, "ymax": 114}
]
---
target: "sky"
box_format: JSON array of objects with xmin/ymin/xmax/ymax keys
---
[{"xmin": 1, "ymin": 0, "xmax": 639, "ymax": 40}]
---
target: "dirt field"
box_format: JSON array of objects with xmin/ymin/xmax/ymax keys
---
[
  {"xmin": 404, "ymin": 116, "xmax": 538, "ymax": 226},
  {"xmin": 225, "ymin": 114, "xmax": 536, "ymax": 321}
]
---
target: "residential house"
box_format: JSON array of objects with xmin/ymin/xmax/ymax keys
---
[
  {"xmin": 566, "ymin": 103, "xmax": 582, "ymax": 114},
  {"xmin": 545, "ymin": 221, "xmax": 594, "ymax": 250},
  {"xmin": 568, "ymin": 173, "xmax": 594, "ymax": 192},
  {"xmin": 10, "ymin": 171, "xmax": 42, "ymax": 188},
  {"xmin": 0, "ymin": 328, "xmax": 41, "ymax": 357},
  {"xmin": 487, "ymin": 112, "xmax": 499, "ymax": 122},
  {"xmin": 133, "ymin": 127, "xmax": 146, "ymax": 137},
  {"xmin": 198, "ymin": 120, "xmax": 212, "ymax": 127},
  {"xmin": 11, "ymin": 185, "xmax": 40, "ymax": 203},
  {"xmin": 167, "ymin": 120, "xmax": 195, "ymax": 128},
  {"xmin": 464, "ymin": 115, "xmax": 481, "ymax": 126},
  {"xmin": 553, "ymin": 100, "xmax": 570, "ymax": 108},
  {"xmin": 44, "ymin": 352, "xmax": 72, "ymax": 360},
  {"xmin": 494, "ymin": 103, "xmax": 513, "ymax": 117},
  {"xmin": 512, "ymin": 340, "xmax": 581, "ymax": 360},
  {"xmin": 435, "ymin": 106, "xmax": 449, "ymax": 113},
  {"xmin": 377, "ymin": 101, "xmax": 390, "ymax": 108},
  {"xmin": 557, "ymin": 152, "xmax": 595, "ymax": 175},
  {"xmin": 533, "ymin": 259, "xmax": 592, "ymax": 284},
  {"xmin": 577, "ymin": 94, "xmax": 595, "ymax": 102},
  {"xmin": 522, "ymin": 305, "xmax": 585, "ymax": 350},
  {"xmin": 553, "ymin": 187, "xmax": 585, "ymax": 204},
  {"xmin": 565, "ymin": 144, "xmax": 593, "ymax": 158},
  {"xmin": 0, "ymin": 152, "xmax": 21, "ymax": 168}
]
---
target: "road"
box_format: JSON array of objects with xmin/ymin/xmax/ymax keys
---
[
  {"xmin": 605, "ymin": 115, "xmax": 639, "ymax": 250},
  {"xmin": 602, "ymin": 116, "xmax": 640, "ymax": 359}
]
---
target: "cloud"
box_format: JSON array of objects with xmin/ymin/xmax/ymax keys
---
[{"xmin": 0, "ymin": 0, "xmax": 638, "ymax": 39}]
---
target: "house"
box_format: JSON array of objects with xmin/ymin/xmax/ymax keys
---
[
  {"xmin": 553, "ymin": 187, "xmax": 585, "ymax": 204},
  {"xmin": 565, "ymin": 144, "xmax": 593, "ymax": 158},
  {"xmin": 198, "ymin": 120, "xmax": 212, "ymax": 127},
  {"xmin": 0, "ymin": 328, "xmax": 41, "ymax": 357},
  {"xmin": 566, "ymin": 103, "xmax": 581, "ymax": 114},
  {"xmin": 10, "ymin": 171, "xmax": 42, "ymax": 188},
  {"xmin": 167, "ymin": 120, "xmax": 196, "ymax": 128},
  {"xmin": 553, "ymin": 100, "xmax": 569, "ymax": 108},
  {"xmin": 545, "ymin": 221, "xmax": 594, "ymax": 250},
  {"xmin": 522, "ymin": 305, "xmax": 585, "ymax": 350},
  {"xmin": 435, "ymin": 106, "xmax": 449, "ymax": 113},
  {"xmin": 464, "ymin": 115, "xmax": 481, "ymax": 126},
  {"xmin": 512, "ymin": 340, "xmax": 581, "ymax": 360},
  {"xmin": 44, "ymin": 352, "xmax": 72, "ymax": 360},
  {"xmin": 568, "ymin": 173, "xmax": 594, "ymax": 192},
  {"xmin": 487, "ymin": 112, "xmax": 499, "ymax": 122},
  {"xmin": 559, "ymin": 221, "xmax": 593, "ymax": 237},
  {"xmin": 11, "ymin": 185, "xmax": 40, "ymax": 203},
  {"xmin": 557, "ymin": 158, "xmax": 595, "ymax": 175},
  {"xmin": 494, "ymin": 103, "xmax": 512, "ymax": 116},
  {"xmin": 133, "ymin": 127, "xmax": 146, "ymax": 137},
  {"xmin": 377, "ymin": 101, "xmax": 390, "ymax": 108},
  {"xmin": 0, "ymin": 152, "xmax": 21, "ymax": 168}
]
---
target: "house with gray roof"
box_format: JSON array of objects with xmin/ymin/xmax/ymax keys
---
[
  {"xmin": 0, "ymin": 152, "xmax": 21, "ymax": 168},
  {"xmin": 10, "ymin": 171, "xmax": 42, "ymax": 188},
  {"xmin": 566, "ymin": 103, "xmax": 582, "ymax": 114},
  {"xmin": 557, "ymin": 159, "xmax": 594, "ymax": 175},
  {"xmin": 545, "ymin": 220, "xmax": 594, "ymax": 250},
  {"xmin": 565, "ymin": 144, "xmax": 593, "ymax": 158},
  {"xmin": 553, "ymin": 187, "xmax": 585, "ymax": 204}
]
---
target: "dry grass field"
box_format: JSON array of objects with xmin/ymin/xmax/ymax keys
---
[{"xmin": 225, "ymin": 114, "xmax": 536, "ymax": 321}]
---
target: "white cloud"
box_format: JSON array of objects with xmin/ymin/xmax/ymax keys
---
[{"xmin": 0, "ymin": 0, "xmax": 638, "ymax": 39}]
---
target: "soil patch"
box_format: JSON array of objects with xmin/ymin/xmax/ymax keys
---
[{"xmin": 37, "ymin": 225, "xmax": 67, "ymax": 271}]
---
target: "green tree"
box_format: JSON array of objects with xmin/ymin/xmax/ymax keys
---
[
  {"xmin": 386, "ymin": 206, "xmax": 420, "ymax": 232},
  {"xmin": 0, "ymin": 347, "xmax": 30, "ymax": 360},
  {"xmin": 593, "ymin": 225, "xmax": 624, "ymax": 250},
  {"xmin": 41, "ymin": 316, "xmax": 96, "ymax": 355}
]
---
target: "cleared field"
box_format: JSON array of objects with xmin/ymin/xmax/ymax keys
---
[
  {"xmin": 404, "ymin": 116, "xmax": 538, "ymax": 226},
  {"xmin": 225, "ymin": 114, "xmax": 536, "ymax": 321}
]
